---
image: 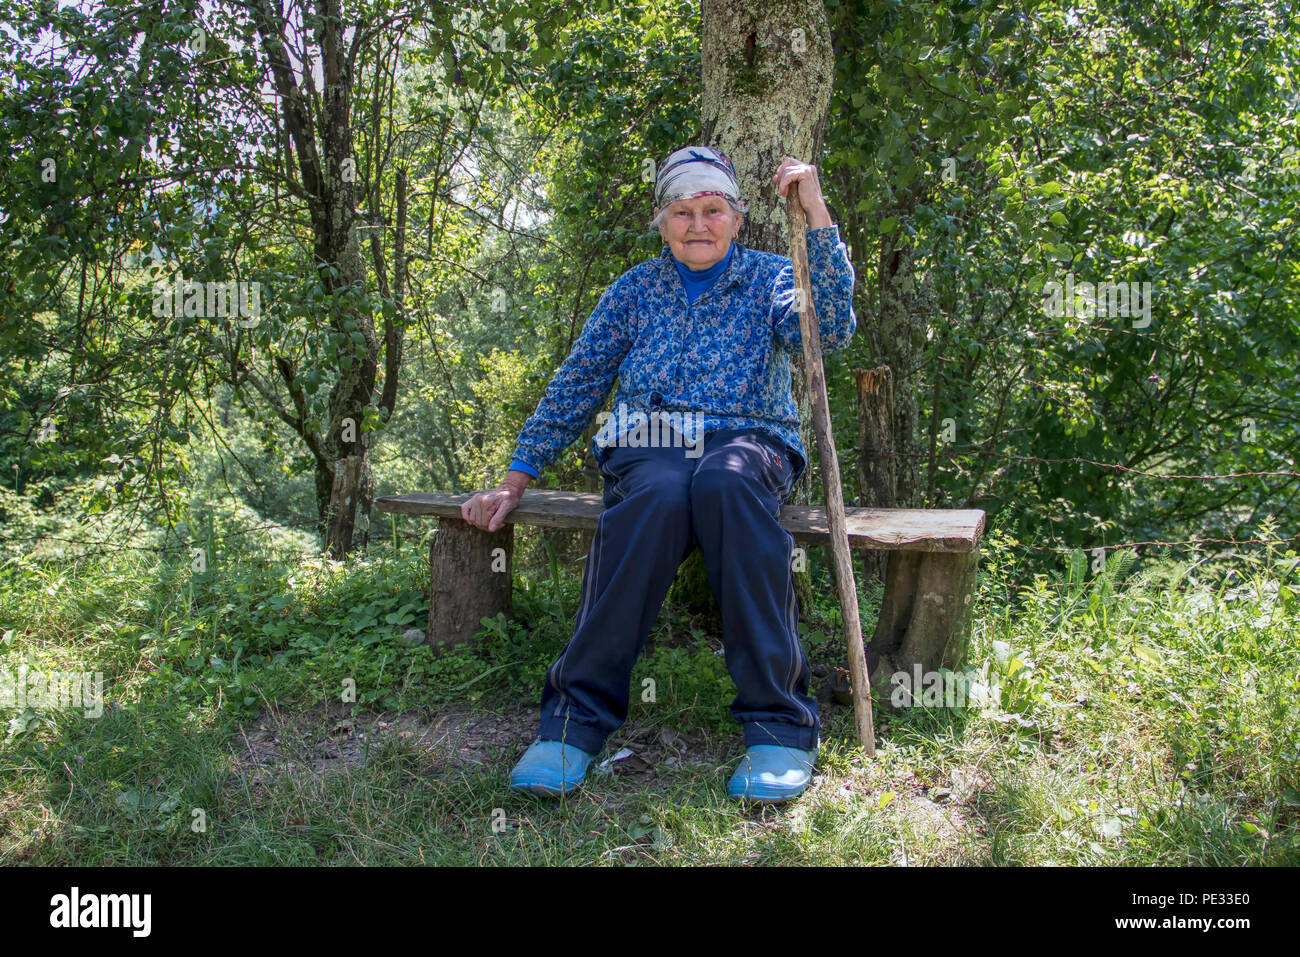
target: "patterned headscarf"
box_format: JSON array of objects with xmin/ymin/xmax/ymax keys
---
[{"xmin": 654, "ymin": 145, "xmax": 744, "ymax": 211}]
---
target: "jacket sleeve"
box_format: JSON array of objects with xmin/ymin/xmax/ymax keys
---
[
  {"xmin": 508, "ymin": 277, "xmax": 634, "ymax": 475},
  {"xmin": 771, "ymin": 224, "xmax": 857, "ymax": 354}
]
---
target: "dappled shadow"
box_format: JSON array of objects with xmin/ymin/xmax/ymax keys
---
[{"xmin": 231, "ymin": 697, "xmax": 739, "ymax": 796}]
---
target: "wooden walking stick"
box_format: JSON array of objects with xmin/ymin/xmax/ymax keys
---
[{"xmin": 786, "ymin": 187, "xmax": 877, "ymax": 758}]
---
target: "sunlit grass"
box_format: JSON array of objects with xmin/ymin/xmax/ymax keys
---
[{"xmin": 1, "ymin": 523, "xmax": 1297, "ymax": 865}]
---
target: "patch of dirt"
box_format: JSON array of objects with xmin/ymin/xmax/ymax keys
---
[
  {"xmin": 894, "ymin": 792, "xmax": 968, "ymax": 844},
  {"xmin": 233, "ymin": 698, "xmax": 536, "ymax": 785},
  {"xmin": 229, "ymin": 700, "xmax": 977, "ymax": 853},
  {"xmin": 231, "ymin": 698, "xmax": 736, "ymax": 791}
]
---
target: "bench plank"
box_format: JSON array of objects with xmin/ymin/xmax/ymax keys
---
[{"xmin": 376, "ymin": 490, "xmax": 984, "ymax": 553}]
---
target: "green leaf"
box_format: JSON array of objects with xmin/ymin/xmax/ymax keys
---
[
  {"xmin": 991, "ymin": 15, "xmax": 1018, "ymax": 39},
  {"xmin": 1132, "ymin": 644, "xmax": 1162, "ymax": 665}
]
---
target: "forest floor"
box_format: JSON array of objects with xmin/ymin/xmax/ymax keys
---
[
  {"xmin": 218, "ymin": 693, "xmax": 976, "ymax": 865},
  {"xmin": 2, "ymin": 528, "xmax": 1298, "ymax": 865}
]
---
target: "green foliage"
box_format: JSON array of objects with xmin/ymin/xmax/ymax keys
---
[
  {"xmin": 1, "ymin": 0, "xmax": 1299, "ymax": 867},
  {"xmin": 2, "ymin": 523, "xmax": 1297, "ymax": 864},
  {"xmin": 824, "ymin": 0, "xmax": 1300, "ymax": 553},
  {"xmin": 458, "ymin": 347, "xmax": 559, "ymax": 488}
]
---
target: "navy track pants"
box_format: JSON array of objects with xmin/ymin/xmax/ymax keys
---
[{"xmin": 536, "ymin": 427, "xmax": 819, "ymax": 753}]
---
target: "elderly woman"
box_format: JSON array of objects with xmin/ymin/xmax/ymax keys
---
[{"xmin": 461, "ymin": 145, "xmax": 856, "ymax": 802}]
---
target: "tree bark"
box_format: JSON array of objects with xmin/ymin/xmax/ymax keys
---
[
  {"xmin": 877, "ymin": 220, "xmax": 926, "ymax": 508},
  {"xmin": 428, "ymin": 518, "xmax": 514, "ymax": 651},
  {"xmin": 855, "ymin": 365, "xmax": 894, "ymax": 581},
  {"xmin": 867, "ymin": 548, "xmax": 979, "ymax": 702},
  {"xmin": 696, "ymin": 0, "xmax": 836, "ymax": 614},
  {"xmin": 251, "ymin": 0, "xmax": 381, "ymax": 558},
  {"xmin": 701, "ymin": 0, "xmax": 834, "ymax": 255}
]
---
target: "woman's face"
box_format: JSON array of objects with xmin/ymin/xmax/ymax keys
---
[{"xmin": 655, "ymin": 195, "xmax": 742, "ymax": 269}]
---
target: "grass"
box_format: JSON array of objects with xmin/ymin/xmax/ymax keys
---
[{"xmin": 1, "ymin": 517, "xmax": 1297, "ymax": 865}]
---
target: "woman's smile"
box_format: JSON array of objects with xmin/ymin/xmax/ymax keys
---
[{"xmin": 655, "ymin": 195, "xmax": 741, "ymax": 269}]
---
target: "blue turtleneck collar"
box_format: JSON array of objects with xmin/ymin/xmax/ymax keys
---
[{"xmin": 671, "ymin": 241, "xmax": 734, "ymax": 303}]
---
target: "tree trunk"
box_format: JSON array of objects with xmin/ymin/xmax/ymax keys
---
[
  {"xmin": 877, "ymin": 222, "xmax": 924, "ymax": 508},
  {"xmin": 252, "ymin": 0, "xmax": 381, "ymax": 559},
  {"xmin": 428, "ymin": 519, "xmax": 514, "ymax": 651},
  {"xmin": 868, "ymin": 548, "xmax": 979, "ymax": 694},
  {"xmin": 699, "ymin": 0, "xmax": 835, "ymax": 613},
  {"xmin": 701, "ymin": 0, "xmax": 834, "ymax": 255},
  {"xmin": 855, "ymin": 365, "xmax": 894, "ymax": 582},
  {"xmin": 317, "ymin": 19, "xmax": 377, "ymax": 558},
  {"xmin": 327, "ymin": 455, "xmax": 365, "ymax": 553},
  {"xmin": 827, "ymin": 112, "xmax": 934, "ymax": 512}
]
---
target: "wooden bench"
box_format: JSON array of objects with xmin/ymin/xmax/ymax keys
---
[{"xmin": 376, "ymin": 490, "xmax": 985, "ymax": 688}]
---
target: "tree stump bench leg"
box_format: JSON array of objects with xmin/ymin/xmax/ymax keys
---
[
  {"xmin": 867, "ymin": 547, "xmax": 979, "ymax": 694},
  {"xmin": 427, "ymin": 517, "xmax": 514, "ymax": 651}
]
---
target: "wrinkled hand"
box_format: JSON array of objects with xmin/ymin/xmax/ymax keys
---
[
  {"xmin": 773, "ymin": 157, "xmax": 832, "ymax": 228},
  {"xmin": 460, "ymin": 486, "xmax": 521, "ymax": 533}
]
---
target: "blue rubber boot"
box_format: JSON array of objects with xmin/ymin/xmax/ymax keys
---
[
  {"xmin": 509, "ymin": 739, "xmax": 598, "ymax": 796},
  {"xmin": 727, "ymin": 745, "xmax": 818, "ymax": 803}
]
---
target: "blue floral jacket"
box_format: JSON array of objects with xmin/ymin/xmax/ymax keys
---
[{"xmin": 508, "ymin": 225, "xmax": 857, "ymax": 486}]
